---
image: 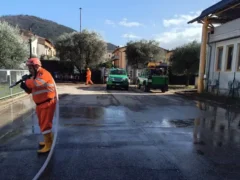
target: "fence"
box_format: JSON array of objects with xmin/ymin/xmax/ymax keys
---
[
  {"xmin": 0, "ymin": 69, "xmax": 29, "ymax": 100},
  {"xmin": 206, "ymin": 71, "xmax": 240, "ymax": 98},
  {"xmin": 53, "ymin": 70, "xmax": 102, "ymax": 84}
]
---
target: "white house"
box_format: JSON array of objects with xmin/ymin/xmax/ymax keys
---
[
  {"xmin": 20, "ymin": 29, "xmax": 38, "ymax": 57},
  {"xmin": 188, "ymin": 0, "xmax": 240, "ymax": 96},
  {"xmin": 20, "ymin": 29, "xmax": 56, "ymax": 60},
  {"xmin": 207, "ymin": 18, "xmax": 240, "ymax": 95}
]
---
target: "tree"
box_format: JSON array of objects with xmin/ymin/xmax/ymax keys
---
[
  {"xmin": 98, "ymin": 60, "xmax": 113, "ymax": 68},
  {"xmin": 125, "ymin": 40, "xmax": 163, "ymax": 68},
  {"xmin": 55, "ymin": 29, "xmax": 107, "ymax": 71},
  {"xmin": 169, "ymin": 41, "xmax": 201, "ymax": 86},
  {"xmin": 0, "ymin": 21, "xmax": 28, "ymax": 69}
]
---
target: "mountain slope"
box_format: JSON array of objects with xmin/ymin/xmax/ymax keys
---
[
  {"xmin": 0, "ymin": 15, "xmax": 75, "ymax": 42},
  {"xmin": 107, "ymin": 43, "xmax": 117, "ymax": 51},
  {"xmin": 0, "ymin": 15, "xmax": 117, "ymax": 50}
]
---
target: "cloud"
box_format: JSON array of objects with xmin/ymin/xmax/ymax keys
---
[
  {"xmin": 119, "ymin": 18, "xmax": 143, "ymax": 27},
  {"xmin": 154, "ymin": 11, "xmax": 202, "ymax": 49},
  {"xmin": 163, "ymin": 11, "xmax": 201, "ymax": 27},
  {"xmin": 105, "ymin": 19, "xmax": 115, "ymax": 26},
  {"xmin": 122, "ymin": 33, "xmax": 141, "ymax": 39},
  {"xmin": 150, "ymin": 20, "xmax": 156, "ymax": 28}
]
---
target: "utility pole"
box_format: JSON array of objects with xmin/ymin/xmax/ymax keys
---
[
  {"xmin": 80, "ymin": 8, "xmax": 82, "ymax": 32},
  {"xmin": 28, "ymin": 23, "xmax": 34, "ymax": 58},
  {"xmin": 29, "ymin": 39, "xmax": 32, "ymax": 58},
  {"xmin": 79, "ymin": 7, "xmax": 83, "ymax": 74}
]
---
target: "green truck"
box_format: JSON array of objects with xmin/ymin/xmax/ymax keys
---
[
  {"xmin": 137, "ymin": 62, "xmax": 169, "ymax": 92},
  {"xmin": 106, "ymin": 68, "xmax": 129, "ymax": 90}
]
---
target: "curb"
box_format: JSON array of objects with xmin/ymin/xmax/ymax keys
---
[{"xmin": 0, "ymin": 93, "xmax": 30, "ymax": 112}]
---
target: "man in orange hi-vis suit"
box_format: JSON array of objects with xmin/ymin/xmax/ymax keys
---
[
  {"xmin": 20, "ymin": 57, "xmax": 57, "ymax": 153},
  {"xmin": 85, "ymin": 67, "xmax": 93, "ymax": 85}
]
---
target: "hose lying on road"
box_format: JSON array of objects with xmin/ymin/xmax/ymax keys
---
[{"xmin": 32, "ymin": 80, "xmax": 59, "ymax": 180}]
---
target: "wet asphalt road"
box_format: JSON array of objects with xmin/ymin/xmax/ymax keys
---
[{"xmin": 1, "ymin": 85, "xmax": 240, "ymax": 180}]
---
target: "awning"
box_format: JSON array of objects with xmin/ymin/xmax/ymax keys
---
[{"xmin": 188, "ymin": 0, "xmax": 240, "ymax": 24}]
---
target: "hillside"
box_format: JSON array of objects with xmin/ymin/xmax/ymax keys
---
[
  {"xmin": 0, "ymin": 15, "xmax": 117, "ymax": 50},
  {"xmin": 107, "ymin": 43, "xmax": 117, "ymax": 51}
]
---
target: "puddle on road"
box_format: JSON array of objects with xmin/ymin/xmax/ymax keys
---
[
  {"xmin": 60, "ymin": 106, "xmax": 127, "ymax": 120},
  {"xmin": 60, "ymin": 106, "xmax": 105, "ymax": 119},
  {"xmin": 195, "ymin": 101, "xmax": 240, "ymax": 131},
  {"xmin": 0, "ymin": 129, "xmax": 23, "ymax": 143},
  {"xmin": 60, "ymin": 106, "xmax": 126, "ymax": 120},
  {"xmin": 168, "ymin": 119, "xmax": 195, "ymax": 127},
  {"xmin": 2, "ymin": 93, "xmax": 240, "ymax": 149},
  {"xmin": 190, "ymin": 101, "xmax": 240, "ymax": 147},
  {"xmin": 0, "ymin": 97, "xmax": 36, "ymax": 141},
  {"xmin": 59, "ymin": 106, "xmax": 129, "ymax": 127}
]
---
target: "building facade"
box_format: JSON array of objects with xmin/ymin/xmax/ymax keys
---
[
  {"xmin": 188, "ymin": 0, "xmax": 240, "ymax": 95},
  {"xmin": 112, "ymin": 46, "xmax": 127, "ymax": 69},
  {"xmin": 38, "ymin": 37, "xmax": 56, "ymax": 58},
  {"xmin": 20, "ymin": 29, "xmax": 56, "ymax": 60},
  {"xmin": 207, "ymin": 18, "xmax": 240, "ymax": 94}
]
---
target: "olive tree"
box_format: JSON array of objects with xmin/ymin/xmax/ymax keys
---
[
  {"xmin": 0, "ymin": 21, "xmax": 28, "ymax": 69},
  {"xmin": 126, "ymin": 40, "xmax": 163, "ymax": 68},
  {"xmin": 170, "ymin": 40, "xmax": 201, "ymax": 86},
  {"xmin": 55, "ymin": 29, "xmax": 107, "ymax": 71}
]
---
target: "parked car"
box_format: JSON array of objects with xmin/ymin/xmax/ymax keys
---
[{"xmin": 106, "ymin": 68, "xmax": 129, "ymax": 90}]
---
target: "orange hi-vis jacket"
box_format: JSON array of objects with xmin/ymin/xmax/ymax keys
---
[
  {"xmin": 25, "ymin": 67, "xmax": 56, "ymax": 105},
  {"xmin": 86, "ymin": 70, "xmax": 91, "ymax": 78}
]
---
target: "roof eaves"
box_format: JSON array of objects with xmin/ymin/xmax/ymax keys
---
[{"xmin": 188, "ymin": 0, "xmax": 240, "ymax": 24}]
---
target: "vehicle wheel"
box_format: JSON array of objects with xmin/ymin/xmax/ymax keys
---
[
  {"xmin": 161, "ymin": 88, "xmax": 166, "ymax": 93},
  {"xmin": 125, "ymin": 86, "xmax": 129, "ymax": 91},
  {"xmin": 165, "ymin": 85, "xmax": 169, "ymax": 91},
  {"xmin": 161, "ymin": 85, "xmax": 168, "ymax": 93},
  {"xmin": 137, "ymin": 80, "xmax": 141, "ymax": 89}
]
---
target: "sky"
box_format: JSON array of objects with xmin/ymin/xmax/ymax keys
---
[{"xmin": 0, "ymin": 0, "xmax": 220, "ymax": 50}]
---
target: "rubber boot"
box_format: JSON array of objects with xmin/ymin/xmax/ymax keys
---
[
  {"xmin": 37, "ymin": 133, "xmax": 52, "ymax": 153},
  {"xmin": 39, "ymin": 132, "xmax": 53, "ymax": 146}
]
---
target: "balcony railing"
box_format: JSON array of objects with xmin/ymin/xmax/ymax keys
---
[{"xmin": 111, "ymin": 55, "xmax": 119, "ymax": 60}]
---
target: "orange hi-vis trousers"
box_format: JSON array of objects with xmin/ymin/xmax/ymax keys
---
[
  {"xmin": 86, "ymin": 77, "xmax": 93, "ymax": 85},
  {"xmin": 36, "ymin": 99, "xmax": 56, "ymax": 134}
]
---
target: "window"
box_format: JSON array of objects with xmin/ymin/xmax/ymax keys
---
[
  {"xmin": 237, "ymin": 44, "xmax": 240, "ymax": 71},
  {"xmin": 216, "ymin": 47, "xmax": 223, "ymax": 71},
  {"xmin": 110, "ymin": 69, "xmax": 127, "ymax": 75},
  {"xmin": 226, "ymin": 45, "xmax": 234, "ymax": 71}
]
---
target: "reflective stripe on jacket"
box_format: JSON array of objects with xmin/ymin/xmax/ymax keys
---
[{"xmin": 25, "ymin": 67, "xmax": 56, "ymax": 104}]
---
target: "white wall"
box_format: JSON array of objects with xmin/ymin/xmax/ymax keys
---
[
  {"xmin": 105, "ymin": 52, "xmax": 113, "ymax": 59},
  {"xmin": 37, "ymin": 44, "xmax": 46, "ymax": 58},
  {"xmin": 208, "ymin": 35, "xmax": 240, "ymax": 94},
  {"xmin": 31, "ymin": 38, "xmax": 38, "ymax": 56},
  {"xmin": 209, "ymin": 18, "xmax": 240, "ymax": 43}
]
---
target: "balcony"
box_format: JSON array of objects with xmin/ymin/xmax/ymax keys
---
[{"xmin": 111, "ymin": 55, "xmax": 119, "ymax": 60}]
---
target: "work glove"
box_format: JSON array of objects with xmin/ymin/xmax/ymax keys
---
[
  {"xmin": 20, "ymin": 82, "xmax": 32, "ymax": 94},
  {"xmin": 22, "ymin": 74, "xmax": 31, "ymax": 81}
]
